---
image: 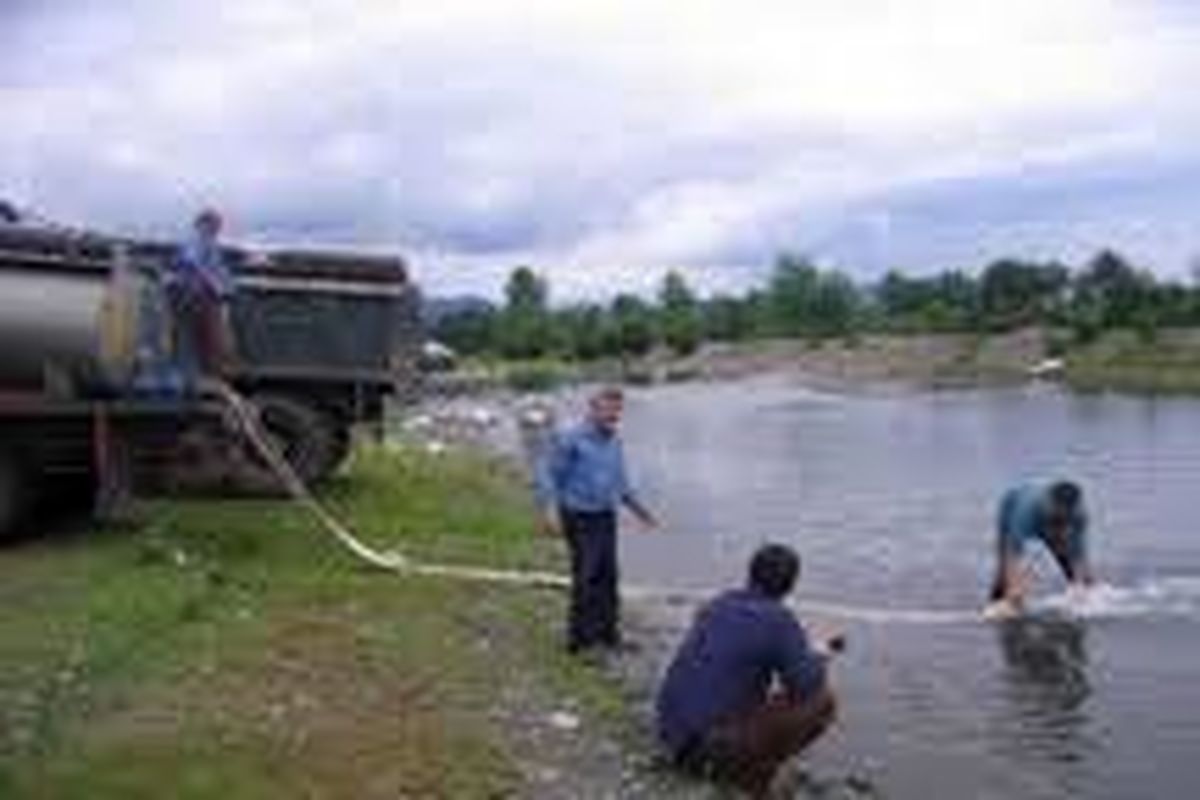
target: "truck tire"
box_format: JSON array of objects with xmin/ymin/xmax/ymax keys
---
[
  {"xmin": 0, "ymin": 449, "xmax": 29, "ymax": 542},
  {"xmin": 245, "ymin": 393, "xmax": 340, "ymax": 486},
  {"xmin": 324, "ymin": 422, "xmax": 353, "ymax": 476}
]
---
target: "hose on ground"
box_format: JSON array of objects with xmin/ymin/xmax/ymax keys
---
[{"xmin": 211, "ymin": 380, "xmax": 571, "ymax": 590}]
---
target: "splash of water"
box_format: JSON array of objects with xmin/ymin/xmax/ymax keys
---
[
  {"xmin": 1032, "ymin": 577, "xmax": 1200, "ymax": 620},
  {"xmin": 796, "ymin": 577, "xmax": 1200, "ymax": 625},
  {"xmin": 630, "ymin": 577, "xmax": 1200, "ymax": 626}
]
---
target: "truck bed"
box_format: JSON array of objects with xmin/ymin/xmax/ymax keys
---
[{"xmin": 0, "ymin": 391, "xmax": 220, "ymax": 419}]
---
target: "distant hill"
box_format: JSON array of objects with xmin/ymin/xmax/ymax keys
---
[{"xmin": 422, "ymin": 295, "xmax": 495, "ymax": 325}]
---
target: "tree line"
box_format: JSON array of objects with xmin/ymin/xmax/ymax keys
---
[{"xmin": 431, "ymin": 250, "xmax": 1200, "ymax": 361}]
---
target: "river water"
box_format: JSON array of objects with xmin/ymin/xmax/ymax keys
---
[{"xmin": 614, "ymin": 377, "xmax": 1200, "ymax": 799}]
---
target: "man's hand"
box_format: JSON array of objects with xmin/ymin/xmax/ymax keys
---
[
  {"xmin": 809, "ymin": 623, "xmax": 846, "ymax": 657},
  {"xmin": 983, "ymin": 598, "xmax": 1021, "ymax": 620},
  {"xmin": 812, "ymin": 629, "xmax": 846, "ymax": 658},
  {"xmin": 633, "ymin": 509, "xmax": 661, "ymax": 532},
  {"xmin": 538, "ymin": 508, "xmax": 562, "ymax": 537},
  {"xmin": 623, "ymin": 497, "xmax": 660, "ymax": 532}
]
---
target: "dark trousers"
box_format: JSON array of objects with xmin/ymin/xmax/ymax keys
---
[
  {"xmin": 561, "ymin": 508, "xmax": 619, "ymax": 652},
  {"xmin": 679, "ymin": 689, "xmax": 837, "ymax": 797},
  {"xmin": 169, "ymin": 286, "xmax": 232, "ymax": 381}
]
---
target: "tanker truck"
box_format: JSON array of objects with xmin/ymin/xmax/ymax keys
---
[{"xmin": 0, "ymin": 214, "xmax": 422, "ymax": 539}]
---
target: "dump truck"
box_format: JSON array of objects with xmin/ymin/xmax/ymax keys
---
[{"xmin": 0, "ymin": 214, "xmax": 422, "ymax": 539}]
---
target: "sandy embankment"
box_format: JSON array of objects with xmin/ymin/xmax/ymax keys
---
[{"xmin": 670, "ymin": 328, "xmax": 1049, "ymax": 388}]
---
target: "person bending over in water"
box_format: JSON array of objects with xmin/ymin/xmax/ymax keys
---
[
  {"xmin": 988, "ymin": 480, "xmax": 1095, "ymax": 616},
  {"xmin": 656, "ymin": 544, "xmax": 841, "ymax": 798}
]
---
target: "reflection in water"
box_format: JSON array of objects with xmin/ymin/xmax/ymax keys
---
[{"xmin": 994, "ymin": 617, "xmax": 1094, "ymax": 766}]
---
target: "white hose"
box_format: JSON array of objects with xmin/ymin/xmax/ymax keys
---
[
  {"xmin": 213, "ymin": 381, "xmax": 1001, "ymax": 620},
  {"xmin": 212, "ymin": 380, "xmax": 572, "ymax": 589}
]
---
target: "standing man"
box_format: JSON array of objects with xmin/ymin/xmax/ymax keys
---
[
  {"xmin": 657, "ymin": 544, "xmax": 841, "ymax": 798},
  {"xmin": 987, "ymin": 480, "xmax": 1095, "ymax": 615},
  {"xmin": 168, "ymin": 208, "xmax": 236, "ymax": 387},
  {"xmin": 535, "ymin": 386, "xmax": 659, "ymax": 655}
]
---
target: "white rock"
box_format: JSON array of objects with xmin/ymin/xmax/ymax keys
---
[
  {"xmin": 464, "ymin": 407, "xmax": 493, "ymax": 426},
  {"xmin": 547, "ymin": 710, "xmax": 581, "ymax": 731}
]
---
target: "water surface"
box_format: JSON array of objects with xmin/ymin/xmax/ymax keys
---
[{"xmin": 618, "ymin": 378, "xmax": 1200, "ymax": 798}]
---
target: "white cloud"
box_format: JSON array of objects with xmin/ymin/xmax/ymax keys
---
[{"xmin": 1, "ymin": 0, "xmax": 1198, "ymax": 297}]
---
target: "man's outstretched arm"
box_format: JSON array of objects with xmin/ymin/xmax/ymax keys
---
[
  {"xmin": 775, "ymin": 617, "xmax": 831, "ymax": 701},
  {"xmin": 1071, "ymin": 516, "xmax": 1096, "ymax": 586},
  {"xmin": 615, "ymin": 443, "xmax": 659, "ymax": 529},
  {"xmin": 621, "ymin": 493, "xmax": 659, "ymax": 529},
  {"xmin": 1001, "ymin": 555, "xmax": 1028, "ymax": 606}
]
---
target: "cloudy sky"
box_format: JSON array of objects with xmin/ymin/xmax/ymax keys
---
[{"xmin": 3, "ymin": 1, "xmax": 1199, "ymax": 298}]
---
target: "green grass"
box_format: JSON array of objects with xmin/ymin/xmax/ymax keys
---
[
  {"xmin": 1065, "ymin": 329, "xmax": 1200, "ymax": 394},
  {"xmin": 0, "ymin": 444, "xmax": 623, "ymax": 799}
]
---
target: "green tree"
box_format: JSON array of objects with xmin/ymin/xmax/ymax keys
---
[
  {"xmin": 610, "ymin": 294, "xmax": 656, "ymax": 357},
  {"xmin": 810, "ymin": 270, "xmax": 861, "ymax": 337},
  {"xmin": 659, "ymin": 270, "xmax": 702, "ymax": 355},
  {"xmin": 876, "ymin": 269, "xmax": 979, "ymax": 332},
  {"xmin": 702, "ymin": 295, "xmax": 754, "ymax": 341},
  {"xmin": 766, "ymin": 254, "xmax": 821, "ymax": 336},
  {"xmin": 559, "ymin": 304, "xmax": 617, "ymax": 360},
  {"xmin": 979, "ymin": 259, "xmax": 1069, "ymax": 329},
  {"xmin": 498, "ymin": 266, "xmax": 551, "ymax": 358},
  {"xmin": 766, "ymin": 254, "xmax": 861, "ymax": 337},
  {"xmin": 1072, "ymin": 249, "xmax": 1152, "ymax": 329},
  {"xmin": 432, "ymin": 306, "xmax": 496, "ymax": 355}
]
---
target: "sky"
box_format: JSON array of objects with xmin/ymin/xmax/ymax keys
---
[{"xmin": 2, "ymin": 1, "xmax": 1199, "ymax": 299}]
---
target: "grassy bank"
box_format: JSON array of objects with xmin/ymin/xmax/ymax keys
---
[
  {"xmin": 0, "ymin": 445, "xmax": 627, "ymax": 799},
  {"xmin": 1064, "ymin": 329, "xmax": 1200, "ymax": 394}
]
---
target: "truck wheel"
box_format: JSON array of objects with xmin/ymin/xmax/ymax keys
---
[
  {"xmin": 244, "ymin": 393, "xmax": 339, "ymax": 486},
  {"xmin": 324, "ymin": 423, "xmax": 353, "ymax": 476},
  {"xmin": 0, "ymin": 449, "xmax": 29, "ymax": 542}
]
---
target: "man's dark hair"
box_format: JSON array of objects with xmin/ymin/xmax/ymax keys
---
[
  {"xmin": 1049, "ymin": 481, "xmax": 1082, "ymax": 512},
  {"xmin": 194, "ymin": 207, "xmax": 223, "ymax": 231},
  {"xmin": 748, "ymin": 544, "xmax": 801, "ymax": 599}
]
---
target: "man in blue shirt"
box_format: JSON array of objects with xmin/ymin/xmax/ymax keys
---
[
  {"xmin": 988, "ymin": 480, "xmax": 1095, "ymax": 614},
  {"xmin": 657, "ymin": 544, "xmax": 840, "ymax": 797},
  {"xmin": 535, "ymin": 386, "xmax": 658, "ymax": 654},
  {"xmin": 168, "ymin": 208, "xmax": 236, "ymax": 385}
]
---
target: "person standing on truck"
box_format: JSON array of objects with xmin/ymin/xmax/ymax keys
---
[
  {"xmin": 534, "ymin": 387, "xmax": 659, "ymax": 656},
  {"xmin": 168, "ymin": 208, "xmax": 236, "ymax": 387}
]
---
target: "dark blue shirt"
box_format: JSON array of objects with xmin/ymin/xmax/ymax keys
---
[
  {"xmin": 656, "ymin": 588, "xmax": 827, "ymax": 755},
  {"xmin": 534, "ymin": 420, "xmax": 638, "ymax": 513}
]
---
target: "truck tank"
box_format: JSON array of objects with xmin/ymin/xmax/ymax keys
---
[{"xmin": 0, "ymin": 224, "xmax": 138, "ymax": 392}]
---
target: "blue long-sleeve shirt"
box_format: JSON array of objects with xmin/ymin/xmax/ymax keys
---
[
  {"xmin": 534, "ymin": 421, "xmax": 639, "ymax": 513},
  {"xmin": 656, "ymin": 587, "xmax": 828, "ymax": 755},
  {"xmin": 171, "ymin": 234, "xmax": 234, "ymax": 299}
]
